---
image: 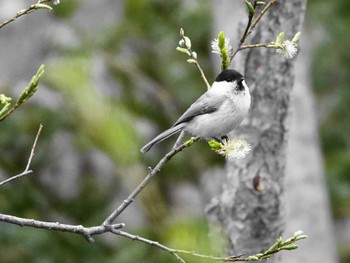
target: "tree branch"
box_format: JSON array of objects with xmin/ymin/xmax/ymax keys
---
[
  {"xmin": 0, "ymin": 124, "xmax": 43, "ymax": 187},
  {"xmin": 0, "ymin": 213, "xmax": 124, "ymax": 242},
  {"xmin": 231, "ymin": 0, "xmax": 277, "ymax": 60},
  {"xmin": 0, "ymin": 0, "xmax": 54, "ymax": 30},
  {"xmin": 103, "ymin": 137, "xmax": 200, "ymax": 226},
  {"xmin": 178, "ymin": 29, "xmax": 211, "ymax": 89}
]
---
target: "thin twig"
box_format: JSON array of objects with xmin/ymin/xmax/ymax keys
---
[
  {"xmin": 237, "ymin": 0, "xmax": 257, "ymax": 49},
  {"xmin": 0, "ymin": 209, "xmax": 306, "ymax": 262},
  {"xmin": 103, "ymin": 137, "xmax": 200, "ymax": 225},
  {"xmin": 0, "ymin": 213, "xmax": 125, "ymax": 243},
  {"xmin": 0, "ymin": 0, "xmax": 53, "ymax": 30},
  {"xmin": 0, "ymin": 124, "xmax": 43, "ymax": 187},
  {"xmin": 239, "ymin": 43, "xmax": 272, "ymax": 50},
  {"xmin": 179, "ymin": 29, "xmax": 211, "ymax": 89},
  {"xmin": 114, "ymin": 230, "xmax": 186, "ymax": 263},
  {"xmin": 231, "ymin": 0, "xmax": 277, "ymax": 60},
  {"xmin": 194, "ymin": 60, "xmax": 211, "ymax": 90},
  {"xmin": 248, "ymin": 0, "xmax": 277, "ymax": 36}
]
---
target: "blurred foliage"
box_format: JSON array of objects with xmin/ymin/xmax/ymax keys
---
[
  {"xmin": 308, "ymin": 0, "xmax": 350, "ymax": 262},
  {"xmin": 0, "ymin": 0, "xmax": 224, "ymax": 262},
  {"xmin": 308, "ymin": 0, "xmax": 350, "ymax": 218}
]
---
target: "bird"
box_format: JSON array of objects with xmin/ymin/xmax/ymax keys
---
[{"xmin": 140, "ymin": 69, "xmax": 251, "ymax": 153}]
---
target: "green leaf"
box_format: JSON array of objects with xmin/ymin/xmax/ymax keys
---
[
  {"xmin": 0, "ymin": 94, "xmax": 12, "ymax": 104},
  {"xmin": 218, "ymin": 31, "xmax": 225, "ymax": 50},
  {"xmin": 176, "ymin": 47, "xmax": 191, "ymax": 56},
  {"xmin": 281, "ymin": 244, "xmax": 299, "ymax": 251},
  {"xmin": 180, "ymin": 28, "xmax": 185, "ymax": 37},
  {"xmin": 292, "ymin": 32, "xmax": 301, "ymax": 43},
  {"xmin": 186, "ymin": 59, "xmax": 196, "ymax": 64},
  {"xmin": 16, "ymin": 64, "xmax": 45, "ymax": 106},
  {"xmin": 293, "ymin": 230, "xmax": 304, "ymax": 237},
  {"xmin": 247, "ymin": 255, "xmax": 259, "ymax": 261},
  {"xmin": 208, "ymin": 140, "xmax": 222, "ymax": 150},
  {"xmin": 184, "ymin": 138, "xmax": 195, "ymax": 147},
  {"xmin": 245, "ymin": 0, "xmax": 255, "ymax": 16},
  {"xmin": 266, "ymin": 236, "xmax": 283, "ymax": 253},
  {"xmin": 0, "ymin": 95, "xmax": 12, "ymax": 117},
  {"xmin": 295, "ymin": 234, "xmax": 308, "ymax": 241},
  {"xmin": 216, "ymin": 32, "xmax": 231, "ymax": 70},
  {"xmin": 34, "ymin": 3, "xmax": 53, "ymax": 10},
  {"xmin": 276, "ymin": 32, "xmax": 285, "ymax": 44},
  {"xmin": 183, "ymin": 36, "xmax": 192, "ymax": 49},
  {"xmin": 221, "ymin": 48, "xmax": 230, "ymax": 70}
]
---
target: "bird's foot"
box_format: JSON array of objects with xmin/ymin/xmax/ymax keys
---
[
  {"xmin": 221, "ymin": 135, "xmax": 229, "ymax": 143},
  {"xmin": 212, "ymin": 135, "xmax": 229, "ymax": 144}
]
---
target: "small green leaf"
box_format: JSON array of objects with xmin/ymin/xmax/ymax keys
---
[
  {"xmin": 216, "ymin": 31, "xmax": 231, "ymax": 69},
  {"xmin": 191, "ymin": 51, "xmax": 197, "ymax": 59},
  {"xmin": 218, "ymin": 31, "xmax": 225, "ymax": 50},
  {"xmin": 0, "ymin": 95, "xmax": 12, "ymax": 117},
  {"xmin": 247, "ymin": 255, "xmax": 259, "ymax": 261},
  {"xmin": 186, "ymin": 59, "xmax": 196, "ymax": 64},
  {"xmin": 293, "ymin": 230, "xmax": 304, "ymax": 237},
  {"xmin": 276, "ymin": 32, "xmax": 285, "ymax": 44},
  {"xmin": 281, "ymin": 244, "xmax": 299, "ymax": 251},
  {"xmin": 16, "ymin": 64, "xmax": 45, "ymax": 106},
  {"xmin": 183, "ymin": 36, "xmax": 191, "ymax": 49},
  {"xmin": 295, "ymin": 234, "xmax": 308, "ymax": 241},
  {"xmin": 221, "ymin": 48, "xmax": 230, "ymax": 70},
  {"xmin": 208, "ymin": 140, "xmax": 222, "ymax": 150},
  {"xmin": 180, "ymin": 28, "xmax": 185, "ymax": 37},
  {"xmin": 0, "ymin": 94, "xmax": 12, "ymax": 104},
  {"xmin": 267, "ymin": 237, "xmax": 283, "ymax": 252},
  {"xmin": 16, "ymin": 9, "xmax": 26, "ymax": 16},
  {"xmin": 184, "ymin": 138, "xmax": 194, "ymax": 147},
  {"xmin": 292, "ymin": 32, "xmax": 301, "ymax": 43},
  {"xmin": 245, "ymin": 0, "xmax": 255, "ymax": 16},
  {"xmin": 176, "ymin": 47, "xmax": 191, "ymax": 56},
  {"xmin": 34, "ymin": 3, "xmax": 53, "ymax": 10},
  {"xmin": 178, "ymin": 39, "xmax": 185, "ymax": 47}
]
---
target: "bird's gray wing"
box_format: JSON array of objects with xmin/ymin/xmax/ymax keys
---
[{"xmin": 173, "ymin": 92, "xmax": 226, "ymax": 126}]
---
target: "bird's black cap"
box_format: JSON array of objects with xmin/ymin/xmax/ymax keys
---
[{"xmin": 215, "ymin": 69, "xmax": 244, "ymax": 83}]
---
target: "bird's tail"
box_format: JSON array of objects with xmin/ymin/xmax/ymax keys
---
[{"xmin": 140, "ymin": 123, "xmax": 186, "ymax": 153}]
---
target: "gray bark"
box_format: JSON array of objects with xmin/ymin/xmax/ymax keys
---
[{"xmin": 206, "ymin": 0, "xmax": 307, "ymax": 258}]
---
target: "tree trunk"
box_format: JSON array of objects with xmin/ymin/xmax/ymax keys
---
[{"xmin": 206, "ymin": 0, "xmax": 307, "ymax": 259}]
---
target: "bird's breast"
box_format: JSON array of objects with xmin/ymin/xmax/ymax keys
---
[{"xmin": 184, "ymin": 93, "xmax": 250, "ymax": 138}]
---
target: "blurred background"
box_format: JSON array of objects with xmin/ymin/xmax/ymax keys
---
[{"xmin": 0, "ymin": 0, "xmax": 349, "ymax": 262}]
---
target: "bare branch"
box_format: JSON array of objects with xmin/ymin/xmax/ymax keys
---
[
  {"xmin": 0, "ymin": 0, "xmax": 54, "ymax": 30},
  {"xmin": 0, "ymin": 124, "xmax": 43, "ymax": 187},
  {"xmin": 231, "ymin": 0, "xmax": 277, "ymax": 60},
  {"xmin": 248, "ymin": 0, "xmax": 277, "ymax": 36},
  {"xmin": 0, "ymin": 213, "xmax": 125, "ymax": 243},
  {"xmin": 178, "ymin": 29, "xmax": 211, "ymax": 89},
  {"xmin": 103, "ymin": 137, "xmax": 201, "ymax": 226},
  {"xmin": 0, "ymin": 210, "xmax": 307, "ymax": 262},
  {"xmin": 239, "ymin": 43, "xmax": 270, "ymax": 50},
  {"xmin": 114, "ymin": 230, "xmax": 186, "ymax": 263}
]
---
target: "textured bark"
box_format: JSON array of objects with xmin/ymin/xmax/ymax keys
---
[{"xmin": 206, "ymin": 0, "xmax": 307, "ymax": 258}]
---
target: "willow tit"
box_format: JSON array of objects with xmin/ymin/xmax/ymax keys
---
[{"xmin": 141, "ymin": 69, "xmax": 251, "ymax": 153}]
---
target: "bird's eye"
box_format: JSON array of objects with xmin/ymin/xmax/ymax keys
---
[{"xmin": 237, "ymin": 79, "xmax": 245, "ymax": 91}]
